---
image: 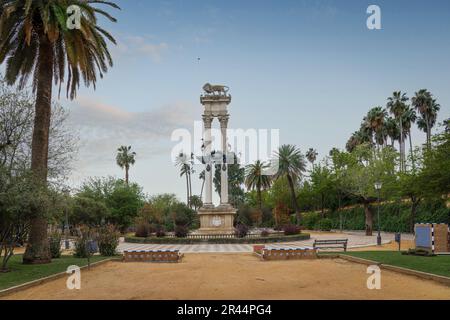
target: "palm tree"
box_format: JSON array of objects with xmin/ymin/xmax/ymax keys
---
[
  {"xmin": 387, "ymin": 91, "xmax": 409, "ymax": 171},
  {"xmin": 0, "ymin": 0, "xmax": 119, "ymax": 264},
  {"xmin": 245, "ymin": 161, "xmax": 272, "ymax": 210},
  {"xmin": 306, "ymin": 148, "xmax": 318, "ymax": 168},
  {"xmin": 175, "ymin": 152, "xmax": 192, "ymax": 207},
  {"xmin": 412, "ymin": 90, "xmax": 440, "ymax": 148},
  {"xmin": 364, "ymin": 107, "xmax": 388, "ymax": 148},
  {"xmin": 116, "ymin": 146, "xmax": 136, "ymax": 185},
  {"xmin": 385, "ymin": 117, "xmax": 400, "ymax": 148},
  {"xmin": 199, "ymin": 170, "xmax": 206, "ymax": 199},
  {"xmin": 274, "ymin": 145, "xmax": 306, "ymax": 224},
  {"xmin": 346, "ymin": 128, "xmax": 372, "ymax": 153},
  {"xmin": 401, "ymin": 107, "xmax": 417, "ymax": 169}
]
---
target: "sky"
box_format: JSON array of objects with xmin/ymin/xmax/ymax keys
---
[{"xmin": 60, "ymin": 0, "xmax": 450, "ymax": 203}]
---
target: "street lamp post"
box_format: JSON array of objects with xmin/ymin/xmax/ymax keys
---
[{"xmin": 374, "ymin": 182, "xmax": 382, "ymax": 246}]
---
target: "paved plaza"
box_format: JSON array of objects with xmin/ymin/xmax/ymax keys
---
[{"xmin": 118, "ymin": 231, "xmax": 414, "ymax": 253}]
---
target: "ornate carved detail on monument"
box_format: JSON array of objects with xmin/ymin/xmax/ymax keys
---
[
  {"xmin": 203, "ymin": 83, "xmax": 229, "ymax": 95},
  {"xmin": 218, "ymin": 115, "xmax": 230, "ymax": 128},
  {"xmin": 201, "ymin": 83, "xmax": 232, "ymax": 103},
  {"xmin": 202, "ymin": 115, "xmax": 214, "ymax": 129},
  {"xmin": 211, "ymin": 215, "xmax": 224, "ymax": 227}
]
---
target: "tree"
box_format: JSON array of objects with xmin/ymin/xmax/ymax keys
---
[
  {"xmin": 306, "ymin": 148, "xmax": 318, "ymax": 168},
  {"xmin": 310, "ymin": 164, "xmax": 335, "ymax": 217},
  {"xmin": 346, "ymin": 129, "xmax": 371, "ymax": 152},
  {"xmin": 401, "ymin": 106, "xmax": 417, "ymax": 170},
  {"xmin": 116, "ymin": 146, "xmax": 136, "ymax": 186},
  {"xmin": 0, "ymin": 170, "xmax": 30, "ymax": 271},
  {"xmin": 412, "ymin": 89, "xmax": 440, "ymax": 148},
  {"xmin": 245, "ymin": 160, "xmax": 272, "ymax": 211},
  {"xmin": 340, "ymin": 144, "xmax": 398, "ymax": 236},
  {"xmin": 189, "ymin": 195, "xmax": 203, "ymax": 211},
  {"xmin": 274, "ymin": 145, "xmax": 306, "ymax": 224},
  {"xmin": 418, "ymin": 132, "xmax": 450, "ymax": 197},
  {"xmin": 364, "ymin": 107, "xmax": 388, "ymax": 148},
  {"xmin": 71, "ymin": 196, "xmax": 110, "ymax": 227},
  {"xmin": 76, "ymin": 177, "xmax": 145, "ymax": 231},
  {"xmin": 0, "ymin": 78, "xmax": 79, "ymax": 182},
  {"xmin": 387, "ymin": 91, "xmax": 408, "ymax": 171},
  {"xmin": 0, "ymin": 0, "xmax": 119, "ymax": 264},
  {"xmin": 385, "ymin": 117, "xmax": 400, "ymax": 148},
  {"xmin": 214, "ymin": 154, "xmax": 245, "ymax": 207},
  {"xmin": 175, "ymin": 152, "xmax": 193, "ymax": 207}
]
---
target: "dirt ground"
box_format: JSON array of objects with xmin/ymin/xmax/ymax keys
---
[{"xmin": 3, "ymin": 253, "xmax": 450, "ymax": 300}]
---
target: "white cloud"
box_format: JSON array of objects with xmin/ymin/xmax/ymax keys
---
[
  {"xmin": 68, "ymin": 96, "xmax": 196, "ymax": 166},
  {"xmin": 113, "ymin": 35, "xmax": 169, "ymax": 63}
]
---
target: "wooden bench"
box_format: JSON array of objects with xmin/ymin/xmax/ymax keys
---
[
  {"xmin": 124, "ymin": 250, "xmax": 183, "ymax": 263},
  {"xmin": 260, "ymin": 246, "xmax": 317, "ymax": 261},
  {"xmin": 313, "ymin": 239, "xmax": 348, "ymax": 252}
]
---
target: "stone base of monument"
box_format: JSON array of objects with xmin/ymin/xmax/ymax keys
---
[{"xmin": 197, "ymin": 205, "xmax": 237, "ymax": 234}]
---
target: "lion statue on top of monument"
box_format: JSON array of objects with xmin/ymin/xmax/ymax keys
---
[{"xmin": 203, "ymin": 83, "xmax": 230, "ymax": 96}]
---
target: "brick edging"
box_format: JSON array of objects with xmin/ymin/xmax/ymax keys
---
[
  {"xmin": 0, "ymin": 258, "xmax": 117, "ymax": 298},
  {"xmin": 338, "ymin": 254, "xmax": 450, "ymax": 287}
]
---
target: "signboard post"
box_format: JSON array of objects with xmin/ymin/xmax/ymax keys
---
[{"xmin": 395, "ymin": 233, "xmax": 401, "ymax": 251}]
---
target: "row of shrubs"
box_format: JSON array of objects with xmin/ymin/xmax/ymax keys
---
[
  {"xmin": 49, "ymin": 225, "xmax": 120, "ymax": 259},
  {"xmin": 126, "ymin": 233, "xmax": 311, "ymax": 245},
  {"xmin": 134, "ymin": 223, "xmax": 302, "ymax": 239},
  {"xmin": 302, "ymin": 200, "xmax": 450, "ymax": 233}
]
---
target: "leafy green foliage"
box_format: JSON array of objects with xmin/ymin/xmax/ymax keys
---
[
  {"xmin": 48, "ymin": 231, "xmax": 62, "ymax": 259},
  {"xmin": 97, "ymin": 225, "xmax": 120, "ymax": 256},
  {"xmin": 73, "ymin": 177, "xmax": 145, "ymax": 231}
]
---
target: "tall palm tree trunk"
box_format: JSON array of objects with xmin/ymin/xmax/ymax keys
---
[
  {"xmin": 188, "ymin": 170, "xmax": 193, "ymax": 208},
  {"xmin": 125, "ymin": 165, "xmax": 129, "ymax": 185},
  {"xmin": 23, "ymin": 37, "xmax": 53, "ymax": 265},
  {"xmin": 408, "ymin": 130, "xmax": 415, "ymax": 171},
  {"xmin": 286, "ymin": 174, "xmax": 301, "ymax": 224},
  {"xmin": 399, "ymin": 118, "xmax": 404, "ymax": 171},
  {"xmin": 425, "ymin": 113, "xmax": 431, "ymax": 148},
  {"xmin": 257, "ymin": 185, "xmax": 262, "ymax": 211},
  {"xmin": 185, "ymin": 174, "xmax": 190, "ymax": 206}
]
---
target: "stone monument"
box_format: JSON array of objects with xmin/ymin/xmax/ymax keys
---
[{"xmin": 197, "ymin": 83, "xmax": 236, "ymax": 234}]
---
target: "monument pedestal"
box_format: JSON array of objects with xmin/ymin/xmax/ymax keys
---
[
  {"xmin": 198, "ymin": 206, "xmax": 236, "ymax": 234},
  {"xmin": 196, "ymin": 83, "xmax": 236, "ymax": 235}
]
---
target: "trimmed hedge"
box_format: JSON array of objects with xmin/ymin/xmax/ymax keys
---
[
  {"xmin": 303, "ymin": 200, "xmax": 449, "ymax": 233},
  {"xmin": 125, "ymin": 233, "xmax": 310, "ymax": 244}
]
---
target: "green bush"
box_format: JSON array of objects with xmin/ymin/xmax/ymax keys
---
[
  {"xmin": 125, "ymin": 233, "xmax": 311, "ymax": 244},
  {"xmin": 283, "ymin": 224, "xmax": 301, "ymax": 235},
  {"xmin": 317, "ymin": 218, "xmax": 333, "ymax": 231},
  {"xmin": 302, "ymin": 213, "xmax": 320, "ymax": 230},
  {"xmin": 74, "ymin": 236, "xmax": 89, "ymax": 258},
  {"xmin": 97, "ymin": 225, "xmax": 120, "ymax": 256},
  {"xmin": 317, "ymin": 200, "xmax": 449, "ymax": 233},
  {"xmin": 235, "ymin": 224, "xmax": 249, "ymax": 238},
  {"xmin": 48, "ymin": 231, "xmax": 62, "ymax": 259},
  {"xmin": 135, "ymin": 221, "xmax": 150, "ymax": 238},
  {"xmin": 174, "ymin": 225, "xmax": 189, "ymax": 238}
]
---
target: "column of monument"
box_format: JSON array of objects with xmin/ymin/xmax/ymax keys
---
[
  {"xmin": 219, "ymin": 115, "xmax": 229, "ymax": 207},
  {"xmin": 203, "ymin": 114, "xmax": 214, "ymax": 208}
]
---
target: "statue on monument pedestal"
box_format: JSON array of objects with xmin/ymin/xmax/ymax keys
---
[
  {"xmin": 202, "ymin": 83, "xmax": 230, "ymax": 96},
  {"xmin": 197, "ymin": 83, "xmax": 236, "ymax": 234}
]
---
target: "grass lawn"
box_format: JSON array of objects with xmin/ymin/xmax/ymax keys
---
[
  {"xmin": 0, "ymin": 255, "xmax": 111, "ymax": 291},
  {"xmin": 343, "ymin": 251, "xmax": 450, "ymax": 278}
]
